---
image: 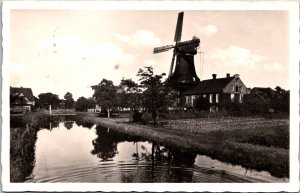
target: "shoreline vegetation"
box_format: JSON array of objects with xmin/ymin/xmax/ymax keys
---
[{"xmin": 11, "ymin": 111, "xmax": 289, "ymax": 179}]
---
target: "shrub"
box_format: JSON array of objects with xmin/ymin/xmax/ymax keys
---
[{"xmin": 194, "ymin": 96, "xmax": 210, "ymax": 111}]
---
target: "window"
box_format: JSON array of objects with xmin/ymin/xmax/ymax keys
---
[
  {"xmin": 209, "ymin": 94, "xmax": 213, "ymax": 103},
  {"xmin": 241, "ymin": 87, "xmax": 244, "ymax": 92},
  {"xmin": 203, "ymin": 94, "xmax": 206, "ymax": 98},
  {"xmin": 239, "ymin": 94, "xmax": 243, "ymax": 103},
  {"xmin": 216, "ymin": 94, "xmax": 219, "ymax": 103},
  {"xmin": 186, "ymin": 96, "xmax": 189, "ymax": 104},
  {"xmin": 191, "ymin": 95, "xmax": 196, "ymax": 106},
  {"xmin": 230, "ymin": 94, "xmax": 235, "ymax": 102},
  {"xmin": 235, "ymin": 86, "xmax": 239, "ymax": 92},
  {"xmin": 232, "ymin": 85, "xmax": 234, "ymax": 91}
]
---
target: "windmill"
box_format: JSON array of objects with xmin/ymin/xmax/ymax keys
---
[{"xmin": 153, "ymin": 12, "xmax": 200, "ymax": 90}]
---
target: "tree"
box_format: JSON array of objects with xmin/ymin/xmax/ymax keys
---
[
  {"xmin": 137, "ymin": 66, "xmax": 167, "ymax": 125},
  {"xmin": 91, "ymin": 79, "xmax": 118, "ymax": 118},
  {"xmin": 75, "ymin": 96, "xmax": 95, "ymax": 112},
  {"xmin": 64, "ymin": 92, "xmax": 75, "ymax": 109},
  {"xmin": 243, "ymin": 94, "xmax": 268, "ymax": 115},
  {"xmin": 273, "ymin": 86, "xmax": 289, "ymax": 112},
  {"xmin": 119, "ymin": 78, "xmax": 141, "ymax": 117},
  {"xmin": 38, "ymin": 93, "xmax": 60, "ymax": 109}
]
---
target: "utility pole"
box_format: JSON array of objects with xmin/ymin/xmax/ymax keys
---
[{"xmin": 198, "ymin": 51, "xmax": 205, "ymax": 79}]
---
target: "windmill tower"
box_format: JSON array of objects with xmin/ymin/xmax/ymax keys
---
[{"xmin": 153, "ymin": 12, "xmax": 200, "ymax": 91}]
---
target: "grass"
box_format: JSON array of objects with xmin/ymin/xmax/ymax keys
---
[
  {"xmin": 36, "ymin": 108, "xmax": 76, "ymax": 114},
  {"xmin": 10, "ymin": 119, "xmax": 37, "ymax": 182},
  {"xmin": 77, "ymin": 113, "xmax": 289, "ymax": 178}
]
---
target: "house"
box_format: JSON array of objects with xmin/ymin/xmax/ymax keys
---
[
  {"xmin": 10, "ymin": 86, "xmax": 35, "ymax": 113},
  {"xmin": 182, "ymin": 73, "xmax": 249, "ymax": 111}
]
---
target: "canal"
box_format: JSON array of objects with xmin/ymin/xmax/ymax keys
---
[{"xmin": 10, "ymin": 120, "xmax": 286, "ymax": 183}]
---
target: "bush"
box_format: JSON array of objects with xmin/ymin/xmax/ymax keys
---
[
  {"xmin": 194, "ymin": 96, "xmax": 210, "ymax": 111},
  {"xmin": 220, "ymin": 102, "xmax": 246, "ymax": 116},
  {"xmin": 132, "ymin": 110, "xmax": 142, "ymax": 122}
]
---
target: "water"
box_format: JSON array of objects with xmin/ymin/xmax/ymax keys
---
[{"xmin": 10, "ymin": 121, "xmax": 286, "ymax": 183}]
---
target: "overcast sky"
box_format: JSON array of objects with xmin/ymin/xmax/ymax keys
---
[{"xmin": 10, "ymin": 10, "xmax": 289, "ymax": 100}]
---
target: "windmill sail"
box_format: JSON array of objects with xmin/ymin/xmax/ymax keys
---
[
  {"xmin": 153, "ymin": 45, "xmax": 174, "ymax": 54},
  {"xmin": 169, "ymin": 51, "xmax": 176, "ymax": 77},
  {"xmin": 174, "ymin": 12, "xmax": 184, "ymax": 43}
]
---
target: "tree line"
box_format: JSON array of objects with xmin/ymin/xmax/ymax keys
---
[
  {"xmin": 34, "ymin": 92, "xmax": 76, "ymax": 110},
  {"xmin": 34, "ymin": 65, "xmax": 289, "ymax": 121},
  {"xmin": 90, "ymin": 66, "xmax": 177, "ymax": 122},
  {"xmin": 33, "ymin": 66, "xmax": 177, "ymax": 123}
]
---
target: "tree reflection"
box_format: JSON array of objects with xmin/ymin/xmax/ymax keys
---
[
  {"xmin": 91, "ymin": 125, "xmax": 198, "ymax": 182},
  {"xmin": 49, "ymin": 121, "xmax": 59, "ymax": 130},
  {"xmin": 75, "ymin": 119, "xmax": 94, "ymax": 129},
  {"xmin": 132, "ymin": 142, "xmax": 196, "ymax": 165},
  {"xmin": 10, "ymin": 124, "xmax": 37, "ymax": 182},
  {"xmin": 124, "ymin": 142, "xmax": 197, "ymax": 182},
  {"xmin": 91, "ymin": 125, "xmax": 143, "ymax": 161},
  {"xmin": 91, "ymin": 128, "xmax": 118, "ymax": 161},
  {"xmin": 10, "ymin": 117, "xmax": 62, "ymax": 182},
  {"xmin": 64, "ymin": 121, "xmax": 73, "ymax": 130}
]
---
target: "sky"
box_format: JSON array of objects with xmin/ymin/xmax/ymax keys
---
[{"xmin": 10, "ymin": 10, "xmax": 290, "ymax": 100}]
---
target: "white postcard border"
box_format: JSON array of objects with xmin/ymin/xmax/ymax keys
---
[{"xmin": 2, "ymin": 1, "xmax": 299, "ymax": 192}]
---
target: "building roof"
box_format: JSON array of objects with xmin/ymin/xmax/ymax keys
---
[
  {"xmin": 183, "ymin": 77, "xmax": 235, "ymax": 95},
  {"xmin": 10, "ymin": 87, "xmax": 35, "ymax": 102}
]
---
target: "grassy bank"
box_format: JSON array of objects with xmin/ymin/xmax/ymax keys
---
[{"xmin": 77, "ymin": 113, "xmax": 289, "ymax": 178}]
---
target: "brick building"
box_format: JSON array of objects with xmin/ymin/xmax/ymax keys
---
[{"xmin": 181, "ymin": 73, "xmax": 249, "ymax": 111}]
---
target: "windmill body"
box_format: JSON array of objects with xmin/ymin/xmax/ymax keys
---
[{"xmin": 154, "ymin": 12, "xmax": 200, "ymax": 91}]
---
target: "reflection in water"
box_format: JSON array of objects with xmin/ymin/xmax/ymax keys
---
[
  {"xmin": 10, "ymin": 120, "xmax": 285, "ymax": 183},
  {"xmin": 91, "ymin": 127, "xmax": 118, "ymax": 161},
  {"xmin": 64, "ymin": 121, "xmax": 74, "ymax": 130},
  {"xmin": 75, "ymin": 119, "xmax": 94, "ymax": 129},
  {"xmin": 91, "ymin": 125, "xmax": 143, "ymax": 161},
  {"xmin": 10, "ymin": 123, "xmax": 37, "ymax": 182}
]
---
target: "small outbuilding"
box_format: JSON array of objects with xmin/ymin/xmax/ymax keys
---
[{"xmin": 10, "ymin": 86, "xmax": 35, "ymax": 113}]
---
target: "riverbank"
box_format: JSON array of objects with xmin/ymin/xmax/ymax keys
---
[
  {"xmin": 10, "ymin": 112, "xmax": 289, "ymax": 178},
  {"xmin": 76, "ymin": 113, "xmax": 289, "ymax": 178}
]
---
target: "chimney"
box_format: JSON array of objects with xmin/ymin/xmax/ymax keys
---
[
  {"xmin": 212, "ymin": 74, "xmax": 217, "ymax": 79},
  {"xmin": 226, "ymin": 73, "xmax": 230, "ymax": 78}
]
